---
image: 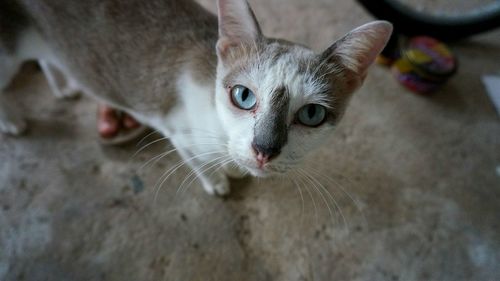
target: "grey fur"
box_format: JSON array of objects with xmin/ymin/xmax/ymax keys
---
[
  {"xmin": 1, "ymin": 0, "xmax": 218, "ymax": 112},
  {"xmin": 253, "ymin": 86, "xmax": 289, "ymax": 158}
]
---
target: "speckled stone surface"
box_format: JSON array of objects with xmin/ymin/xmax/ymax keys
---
[{"xmin": 1, "ymin": 0, "xmax": 499, "ymax": 280}]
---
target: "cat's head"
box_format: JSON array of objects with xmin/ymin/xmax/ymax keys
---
[{"xmin": 214, "ymin": 0, "xmax": 392, "ymax": 177}]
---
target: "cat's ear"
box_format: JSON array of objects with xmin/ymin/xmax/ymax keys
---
[
  {"xmin": 216, "ymin": 0, "xmax": 263, "ymax": 58},
  {"xmin": 320, "ymin": 21, "xmax": 393, "ymax": 81}
]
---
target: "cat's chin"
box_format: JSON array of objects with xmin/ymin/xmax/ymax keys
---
[
  {"xmin": 243, "ymin": 165, "xmax": 287, "ymax": 178},
  {"xmin": 233, "ymin": 161, "xmax": 271, "ymax": 178},
  {"xmin": 246, "ymin": 168, "xmax": 273, "ymax": 178}
]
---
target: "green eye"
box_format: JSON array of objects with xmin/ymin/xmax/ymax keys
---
[
  {"xmin": 231, "ymin": 85, "xmax": 256, "ymax": 110},
  {"xmin": 297, "ymin": 104, "xmax": 327, "ymax": 127}
]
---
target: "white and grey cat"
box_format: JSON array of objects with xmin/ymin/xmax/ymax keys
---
[{"xmin": 0, "ymin": 0, "xmax": 392, "ymax": 195}]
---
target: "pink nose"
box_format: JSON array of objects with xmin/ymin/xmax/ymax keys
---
[
  {"xmin": 252, "ymin": 142, "xmax": 279, "ymax": 168},
  {"xmin": 255, "ymin": 152, "xmax": 271, "ymax": 167}
]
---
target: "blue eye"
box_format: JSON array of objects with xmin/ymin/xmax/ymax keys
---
[
  {"xmin": 297, "ymin": 104, "xmax": 327, "ymax": 127},
  {"xmin": 231, "ymin": 85, "xmax": 256, "ymax": 110}
]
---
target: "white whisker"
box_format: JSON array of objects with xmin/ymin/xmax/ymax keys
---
[
  {"xmin": 306, "ymin": 168, "xmax": 367, "ymax": 227},
  {"xmin": 298, "ymin": 169, "xmax": 338, "ymax": 229},
  {"xmin": 152, "ymin": 150, "xmax": 226, "ymax": 204},
  {"xmin": 182, "ymin": 157, "xmax": 234, "ymax": 195},
  {"xmin": 136, "ymin": 129, "xmax": 160, "ymax": 147},
  {"xmin": 139, "ymin": 142, "xmax": 227, "ymax": 171},
  {"xmin": 177, "ymin": 155, "xmax": 231, "ymax": 196},
  {"xmin": 290, "ymin": 172, "xmax": 306, "ymax": 226},
  {"xmin": 132, "ymin": 133, "xmax": 225, "ymax": 159},
  {"xmin": 300, "ymin": 168, "xmax": 349, "ymax": 231},
  {"xmin": 296, "ymin": 171, "xmax": 319, "ymax": 225}
]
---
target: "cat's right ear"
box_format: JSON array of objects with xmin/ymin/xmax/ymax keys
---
[{"xmin": 216, "ymin": 0, "xmax": 263, "ymax": 59}]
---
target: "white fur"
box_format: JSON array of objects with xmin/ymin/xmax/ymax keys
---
[{"xmin": 166, "ymin": 71, "xmax": 232, "ymax": 194}]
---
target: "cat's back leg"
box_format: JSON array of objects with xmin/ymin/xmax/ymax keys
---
[
  {"xmin": 0, "ymin": 49, "xmax": 26, "ymax": 134},
  {"xmin": 39, "ymin": 60, "xmax": 80, "ymax": 99},
  {"xmin": 0, "ymin": 24, "xmax": 54, "ymax": 134}
]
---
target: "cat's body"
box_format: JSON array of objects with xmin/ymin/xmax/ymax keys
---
[
  {"xmin": 1, "ymin": 0, "xmax": 218, "ymax": 126},
  {"xmin": 0, "ymin": 0, "xmax": 392, "ymax": 194}
]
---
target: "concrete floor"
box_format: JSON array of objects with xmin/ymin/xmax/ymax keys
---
[{"xmin": 1, "ymin": 0, "xmax": 500, "ymax": 280}]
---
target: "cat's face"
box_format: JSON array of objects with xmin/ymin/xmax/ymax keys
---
[
  {"xmin": 216, "ymin": 41, "xmax": 344, "ymax": 177},
  {"xmin": 215, "ymin": 0, "xmax": 392, "ymax": 177}
]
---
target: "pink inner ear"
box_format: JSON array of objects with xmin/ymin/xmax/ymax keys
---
[
  {"xmin": 217, "ymin": 0, "xmax": 262, "ymax": 43},
  {"xmin": 343, "ymin": 21, "xmax": 393, "ymax": 76},
  {"xmin": 358, "ymin": 31, "xmax": 391, "ymax": 72},
  {"xmin": 216, "ymin": 37, "xmax": 233, "ymax": 58}
]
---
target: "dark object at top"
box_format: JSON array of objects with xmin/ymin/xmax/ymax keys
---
[{"xmin": 357, "ymin": 0, "xmax": 500, "ymax": 41}]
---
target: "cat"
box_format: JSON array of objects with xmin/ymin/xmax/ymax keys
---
[{"xmin": 0, "ymin": 0, "xmax": 392, "ymax": 195}]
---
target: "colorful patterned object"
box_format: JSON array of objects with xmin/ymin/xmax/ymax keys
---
[{"xmin": 391, "ymin": 36, "xmax": 457, "ymax": 94}]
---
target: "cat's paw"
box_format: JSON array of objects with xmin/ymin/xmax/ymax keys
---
[
  {"xmin": 202, "ymin": 175, "xmax": 230, "ymax": 196},
  {"xmin": 0, "ymin": 112, "xmax": 26, "ymax": 135}
]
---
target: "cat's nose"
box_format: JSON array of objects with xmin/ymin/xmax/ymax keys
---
[{"xmin": 252, "ymin": 141, "xmax": 281, "ymax": 167}]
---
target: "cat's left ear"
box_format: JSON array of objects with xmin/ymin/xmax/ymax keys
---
[
  {"xmin": 216, "ymin": 0, "xmax": 263, "ymax": 58},
  {"xmin": 320, "ymin": 21, "xmax": 393, "ymax": 88}
]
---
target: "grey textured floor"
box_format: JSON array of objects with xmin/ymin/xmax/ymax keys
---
[{"xmin": 1, "ymin": 0, "xmax": 500, "ymax": 280}]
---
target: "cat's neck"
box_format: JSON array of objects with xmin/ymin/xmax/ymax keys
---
[
  {"xmin": 181, "ymin": 38, "xmax": 219, "ymax": 89},
  {"xmin": 169, "ymin": 2, "xmax": 219, "ymax": 87}
]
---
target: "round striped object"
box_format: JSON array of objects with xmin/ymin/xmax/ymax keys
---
[{"xmin": 391, "ymin": 36, "xmax": 457, "ymax": 94}]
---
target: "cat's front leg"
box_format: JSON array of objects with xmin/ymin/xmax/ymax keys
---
[
  {"xmin": 0, "ymin": 54, "xmax": 26, "ymax": 135},
  {"xmin": 174, "ymin": 145, "xmax": 231, "ymax": 196},
  {"xmin": 0, "ymin": 97, "xmax": 26, "ymax": 135},
  {"xmin": 198, "ymin": 168, "xmax": 230, "ymax": 196}
]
